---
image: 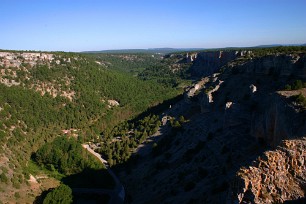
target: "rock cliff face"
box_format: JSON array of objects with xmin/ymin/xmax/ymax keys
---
[
  {"xmin": 248, "ymin": 92, "xmax": 306, "ymax": 147},
  {"xmin": 120, "ymin": 50, "xmax": 306, "ymax": 204},
  {"xmin": 237, "ymin": 54, "xmax": 306, "ymax": 79},
  {"xmin": 233, "ymin": 137, "xmax": 306, "ymax": 204},
  {"xmin": 183, "ymin": 50, "xmax": 306, "ymax": 79},
  {"xmin": 189, "ymin": 51, "xmax": 247, "ymax": 77}
]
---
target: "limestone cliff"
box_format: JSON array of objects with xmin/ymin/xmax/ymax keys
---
[
  {"xmin": 190, "ymin": 51, "xmax": 240, "ymax": 76},
  {"xmin": 249, "ymin": 93, "xmax": 306, "ymax": 148},
  {"xmin": 120, "ymin": 50, "xmax": 306, "ymax": 204},
  {"xmin": 233, "ymin": 137, "xmax": 306, "ymax": 203},
  {"xmin": 235, "ymin": 53, "xmax": 306, "ymax": 79}
]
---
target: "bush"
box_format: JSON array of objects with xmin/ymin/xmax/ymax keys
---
[
  {"xmin": 295, "ymin": 94, "xmax": 306, "ymax": 107},
  {"xmin": 43, "ymin": 184, "xmax": 73, "ymax": 204},
  {"xmin": 285, "ymin": 80, "xmax": 306, "ymax": 90},
  {"xmin": 0, "ymin": 173, "xmax": 8, "ymax": 183},
  {"xmin": 292, "ymin": 80, "xmax": 304, "ymax": 90},
  {"xmin": 14, "ymin": 192, "xmax": 20, "ymax": 199},
  {"xmin": 284, "ymin": 84, "xmax": 292, "ymax": 90}
]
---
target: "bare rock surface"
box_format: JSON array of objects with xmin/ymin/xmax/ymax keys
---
[
  {"xmin": 120, "ymin": 51, "xmax": 306, "ymax": 204},
  {"xmin": 234, "ymin": 137, "xmax": 306, "ymax": 204}
]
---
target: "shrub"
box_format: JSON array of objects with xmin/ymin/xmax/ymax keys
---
[
  {"xmin": 295, "ymin": 94, "xmax": 306, "ymax": 107},
  {"xmin": 285, "ymin": 80, "xmax": 306, "ymax": 90},
  {"xmin": 284, "ymin": 84, "xmax": 292, "ymax": 90},
  {"xmin": 0, "ymin": 173, "xmax": 8, "ymax": 183},
  {"xmin": 43, "ymin": 184, "xmax": 73, "ymax": 204},
  {"xmin": 14, "ymin": 192, "xmax": 20, "ymax": 199},
  {"xmin": 292, "ymin": 80, "xmax": 304, "ymax": 90}
]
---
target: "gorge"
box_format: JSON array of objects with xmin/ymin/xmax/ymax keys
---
[{"xmin": 0, "ymin": 47, "xmax": 305, "ymax": 203}]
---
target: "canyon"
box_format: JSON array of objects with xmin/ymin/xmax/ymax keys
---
[
  {"xmin": 119, "ymin": 48, "xmax": 306, "ymax": 203},
  {"xmin": 0, "ymin": 47, "xmax": 305, "ymax": 203}
]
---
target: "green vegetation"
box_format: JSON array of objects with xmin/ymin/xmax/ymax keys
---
[
  {"xmin": 0, "ymin": 51, "xmax": 180, "ymax": 186},
  {"xmin": 87, "ymin": 53, "xmax": 161, "ymax": 75},
  {"xmin": 249, "ymin": 46, "xmax": 306, "ymax": 57},
  {"xmin": 88, "ymin": 53, "xmax": 192, "ymax": 87},
  {"xmin": 294, "ymin": 94, "xmax": 306, "ymax": 108},
  {"xmin": 0, "ymin": 50, "xmax": 187, "ymax": 202},
  {"xmin": 0, "ymin": 173, "xmax": 8, "ymax": 183},
  {"xmin": 34, "ymin": 137, "xmax": 103, "ymax": 175},
  {"xmin": 285, "ymin": 80, "xmax": 306, "ymax": 90},
  {"xmin": 98, "ymin": 114, "xmax": 161, "ymax": 166},
  {"xmin": 43, "ymin": 184, "xmax": 73, "ymax": 204},
  {"xmin": 34, "ymin": 136, "xmax": 115, "ymax": 200}
]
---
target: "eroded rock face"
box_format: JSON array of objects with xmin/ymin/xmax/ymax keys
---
[
  {"xmin": 233, "ymin": 137, "xmax": 306, "ymax": 204},
  {"xmin": 200, "ymin": 79, "xmax": 223, "ymax": 113},
  {"xmin": 190, "ymin": 51, "xmax": 242, "ymax": 76},
  {"xmin": 242, "ymin": 54, "xmax": 306, "ymax": 78},
  {"xmin": 186, "ymin": 52, "xmax": 198, "ymax": 63},
  {"xmin": 250, "ymin": 94, "xmax": 306, "ymax": 148},
  {"xmin": 121, "ymin": 51, "xmax": 306, "ymax": 204}
]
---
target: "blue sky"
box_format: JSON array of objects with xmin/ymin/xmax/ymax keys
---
[{"xmin": 0, "ymin": 0, "xmax": 305, "ymax": 51}]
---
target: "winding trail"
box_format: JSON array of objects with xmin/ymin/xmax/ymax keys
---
[{"xmin": 81, "ymin": 144, "xmax": 125, "ymax": 204}]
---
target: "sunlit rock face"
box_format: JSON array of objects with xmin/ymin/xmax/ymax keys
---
[{"xmin": 233, "ymin": 137, "xmax": 306, "ymax": 204}]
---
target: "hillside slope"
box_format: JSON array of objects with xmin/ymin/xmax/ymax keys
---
[
  {"xmin": 118, "ymin": 48, "xmax": 306, "ymax": 203},
  {"xmin": 0, "ymin": 51, "xmax": 178, "ymax": 203}
]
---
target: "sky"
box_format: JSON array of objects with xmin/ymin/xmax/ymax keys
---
[{"xmin": 0, "ymin": 0, "xmax": 305, "ymax": 52}]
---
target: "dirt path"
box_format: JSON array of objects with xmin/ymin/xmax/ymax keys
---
[{"xmin": 82, "ymin": 144, "xmax": 125, "ymax": 204}]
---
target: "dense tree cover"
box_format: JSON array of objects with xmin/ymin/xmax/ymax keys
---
[
  {"xmin": 87, "ymin": 53, "xmax": 161, "ymax": 75},
  {"xmin": 34, "ymin": 137, "xmax": 103, "ymax": 175},
  {"xmin": 98, "ymin": 114, "xmax": 161, "ymax": 166},
  {"xmin": 0, "ymin": 51, "xmax": 179, "ymax": 171},
  {"xmin": 249, "ymin": 46, "xmax": 306, "ymax": 56},
  {"xmin": 0, "ymin": 51, "xmax": 183, "ymax": 198},
  {"xmin": 138, "ymin": 65, "xmax": 183, "ymax": 87},
  {"xmin": 285, "ymin": 80, "xmax": 306, "ymax": 90},
  {"xmin": 87, "ymin": 53, "xmax": 192, "ymax": 87},
  {"xmin": 43, "ymin": 184, "xmax": 73, "ymax": 204}
]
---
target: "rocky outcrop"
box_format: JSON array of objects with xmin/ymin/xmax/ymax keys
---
[
  {"xmin": 233, "ymin": 137, "xmax": 306, "ymax": 204},
  {"xmin": 184, "ymin": 77, "xmax": 209, "ymax": 103},
  {"xmin": 186, "ymin": 52, "xmax": 198, "ymax": 63},
  {"xmin": 120, "ymin": 50, "xmax": 306, "ymax": 204},
  {"xmin": 108, "ymin": 99, "xmax": 120, "ymax": 107},
  {"xmin": 239, "ymin": 54, "xmax": 306, "ymax": 78},
  {"xmin": 190, "ymin": 51, "xmax": 245, "ymax": 77},
  {"xmin": 200, "ymin": 79, "xmax": 223, "ymax": 113},
  {"xmin": 250, "ymin": 94, "xmax": 306, "ymax": 148}
]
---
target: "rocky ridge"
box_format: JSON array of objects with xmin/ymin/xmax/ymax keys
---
[
  {"xmin": 120, "ymin": 49, "xmax": 306, "ymax": 203},
  {"xmin": 0, "ymin": 51, "xmax": 76, "ymax": 100}
]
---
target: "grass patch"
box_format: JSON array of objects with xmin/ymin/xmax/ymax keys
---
[{"xmin": 25, "ymin": 160, "xmax": 65, "ymax": 180}]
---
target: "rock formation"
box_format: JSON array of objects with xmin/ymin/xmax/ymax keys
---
[
  {"xmin": 233, "ymin": 137, "xmax": 306, "ymax": 204},
  {"xmin": 189, "ymin": 51, "xmax": 241, "ymax": 77},
  {"xmin": 239, "ymin": 54, "xmax": 306, "ymax": 78},
  {"xmin": 120, "ymin": 50, "xmax": 306, "ymax": 204}
]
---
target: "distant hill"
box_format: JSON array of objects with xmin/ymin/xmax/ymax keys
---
[
  {"xmin": 83, "ymin": 44, "xmax": 306, "ymax": 55},
  {"xmin": 82, "ymin": 48, "xmax": 205, "ymax": 54},
  {"xmin": 255, "ymin": 43, "xmax": 306, "ymax": 48}
]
